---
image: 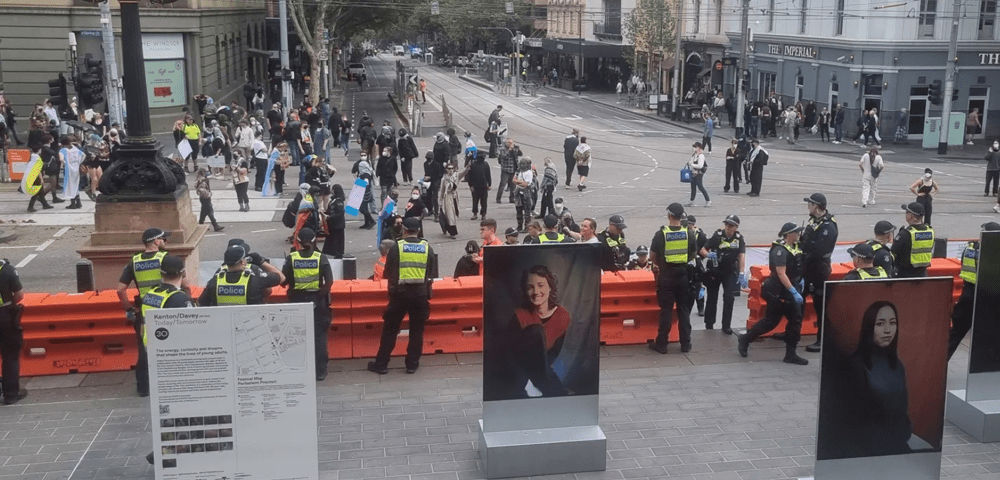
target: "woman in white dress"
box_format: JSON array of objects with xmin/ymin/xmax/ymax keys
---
[{"xmin": 59, "ymin": 135, "xmax": 84, "ymax": 209}]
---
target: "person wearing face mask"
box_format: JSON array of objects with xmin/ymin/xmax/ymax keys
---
[
  {"xmin": 464, "ymin": 151, "xmax": 492, "ymax": 220},
  {"xmin": 351, "ymin": 152, "xmax": 377, "ymax": 229},
  {"xmin": 984, "ymin": 140, "xmax": 1000, "ymax": 197},
  {"xmin": 403, "ymin": 186, "xmax": 426, "ymax": 221},
  {"xmin": 376, "ymin": 146, "xmax": 399, "ymax": 204},
  {"xmin": 908, "ymin": 168, "xmax": 939, "ymax": 224}
]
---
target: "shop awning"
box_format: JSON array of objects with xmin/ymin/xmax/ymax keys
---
[
  {"xmin": 247, "ymin": 48, "xmax": 271, "ymax": 57},
  {"xmin": 541, "ymin": 38, "xmax": 632, "ymax": 58}
]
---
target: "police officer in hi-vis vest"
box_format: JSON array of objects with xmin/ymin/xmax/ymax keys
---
[
  {"xmin": 139, "ymin": 255, "xmax": 194, "ymax": 466},
  {"xmin": 892, "ymin": 202, "xmax": 935, "ymax": 278},
  {"xmin": 648, "ymin": 203, "xmax": 697, "ymax": 354},
  {"xmin": 865, "ymin": 220, "xmax": 896, "ymax": 277},
  {"xmin": 199, "ymin": 245, "xmax": 283, "ymax": 306},
  {"xmin": 368, "ymin": 217, "xmax": 438, "ymax": 375},
  {"xmin": 116, "ymin": 228, "xmax": 176, "ymax": 397},
  {"xmin": 842, "ymin": 242, "xmax": 889, "ymax": 280},
  {"xmin": 948, "ymin": 221, "xmax": 1000, "ymax": 359},
  {"xmin": 737, "ymin": 222, "xmax": 809, "ymax": 365},
  {"xmin": 282, "ymin": 227, "xmax": 334, "ymax": 381},
  {"xmin": 0, "ymin": 257, "xmax": 26, "ymax": 405}
]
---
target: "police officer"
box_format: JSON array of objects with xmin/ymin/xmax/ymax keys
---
[
  {"xmin": 842, "ymin": 242, "xmax": 889, "ymax": 280},
  {"xmin": 892, "ymin": 202, "xmax": 935, "ymax": 278},
  {"xmin": 684, "ymin": 215, "xmax": 708, "ymax": 317},
  {"xmin": 865, "ymin": 221, "xmax": 896, "ymax": 277},
  {"xmin": 538, "ymin": 214, "xmax": 574, "ymax": 243},
  {"xmin": 700, "ymin": 214, "xmax": 747, "ymax": 334},
  {"xmin": 597, "ymin": 215, "xmax": 630, "ymax": 271},
  {"xmin": 116, "ymin": 227, "xmax": 173, "ymax": 397},
  {"xmin": 139, "ymin": 255, "xmax": 194, "ymax": 465},
  {"xmin": 199, "ymin": 245, "xmax": 282, "ymax": 306},
  {"xmin": 649, "ymin": 203, "xmax": 697, "ymax": 353},
  {"xmin": 737, "ymin": 222, "xmax": 809, "ymax": 365},
  {"xmin": 947, "ymin": 222, "xmax": 1000, "ymax": 359},
  {"xmin": 626, "ymin": 245, "xmax": 652, "ymax": 271},
  {"xmin": 800, "ymin": 193, "xmax": 838, "ymax": 353},
  {"xmin": 0, "ymin": 257, "xmax": 26, "ymax": 405},
  {"xmin": 282, "ymin": 227, "xmax": 335, "ymax": 381},
  {"xmin": 368, "ymin": 217, "xmax": 438, "ymax": 374}
]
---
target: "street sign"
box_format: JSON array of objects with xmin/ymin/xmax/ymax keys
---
[
  {"xmin": 721, "ymin": 57, "xmax": 738, "ymax": 67},
  {"xmin": 408, "ymin": 74, "xmax": 418, "ymax": 85},
  {"xmin": 714, "ymin": 60, "xmax": 723, "ymax": 71},
  {"xmin": 505, "ymin": 1, "xmax": 514, "ymax": 13},
  {"xmin": 318, "ymin": 50, "xmax": 329, "ymax": 61}
]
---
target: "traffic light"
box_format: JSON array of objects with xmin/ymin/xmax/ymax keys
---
[
  {"xmin": 741, "ymin": 69, "xmax": 750, "ymax": 88},
  {"xmin": 78, "ymin": 55, "xmax": 105, "ymax": 109},
  {"xmin": 48, "ymin": 74, "xmax": 68, "ymax": 108},
  {"xmin": 928, "ymin": 79, "xmax": 942, "ymax": 105}
]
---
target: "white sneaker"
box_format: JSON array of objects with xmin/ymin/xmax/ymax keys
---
[
  {"xmin": 684, "ymin": 202, "xmax": 695, "ymax": 207},
  {"xmin": 993, "ymin": 204, "xmax": 1000, "ymax": 214},
  {"xmin": 705, "ymin": 201, "xmax": 712, "ymax": 207},
  {"xmin": 968, "ymin": 141, "xmax": 975, "ymax": 146}
]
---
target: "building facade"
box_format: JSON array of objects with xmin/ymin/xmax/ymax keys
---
[
  {"xmin": 542, "ymin": 0, "xmax": 635, "ymax": 91},
  {"xmin": 726, "ymin": 0, "xmax": 1000, "ymax": 141},
  {"xmin": 0, "ymin": 0, "xmax": 266, "ymax": 133}
]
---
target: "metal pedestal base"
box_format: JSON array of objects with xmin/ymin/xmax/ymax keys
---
[
  {"xmin": 478, "ymin": 419, "xmax": 606, "ymax": 479},
  {"xmin": 947, "ymin": 389, "xmax": 1000, "ymax": 443}
]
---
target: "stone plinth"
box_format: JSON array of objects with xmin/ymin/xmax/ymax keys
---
[{"xmin": 78, "ymin": 190, "xmax": 207, "ymax": 291}]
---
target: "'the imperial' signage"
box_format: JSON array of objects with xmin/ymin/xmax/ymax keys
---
[{"xmin": 766, "ymin": 43, "xmax": 817, "ymax": 59}]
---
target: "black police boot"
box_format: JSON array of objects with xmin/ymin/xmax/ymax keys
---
[
  {"xmin": 783, "ymin": 346, "xmax": 809, "ymax": 365},
  {"xmin": 367, "ymin": 361, "xmax": 388, "ymax": 374},
  {"xmin": 737, "ymin": 334, "xmax": 749, "ymax": 357}
]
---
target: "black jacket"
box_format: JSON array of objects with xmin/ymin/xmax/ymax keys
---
[
  {"xmin": 432, "ymin": 140, "xmax": 449, "ymax": 165},
  {"xmin": 465, "ymin": 159, "xmax": 492, "ymax": 188},
  {"xmin": 397, "ymin": 136, "xmax": 419, "ymax": 160}
]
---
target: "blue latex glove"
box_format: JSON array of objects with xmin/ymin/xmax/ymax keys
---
[
  {"xmin": 797, "ymin": 278, "xmax": 805, "ymax": 292},
  {"xmin": 789, "ymin": 287, "xmax": 804, "ymax": 304},
  {"xmin": 706, "ymin": 252, "xmax": 718, "ymax": 261},
  {"xmin": 698, "ymin": 286, "xmax": 706, "ymax": 300},
  {"xmin": 738, "ymin": 273, "xmax": 748, "ymax": 289}
]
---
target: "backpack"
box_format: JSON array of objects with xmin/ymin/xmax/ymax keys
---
[{"xmin": 870, "ymin": 156, "xmax": 882, "ymax": 178}]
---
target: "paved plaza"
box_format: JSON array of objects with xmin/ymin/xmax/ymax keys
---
[{"xmin": 1, "ymin": 330, "xmax": 997, "ymax": 480}]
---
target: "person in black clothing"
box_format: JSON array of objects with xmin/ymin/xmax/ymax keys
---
[
  {"xmin": 375, "ymin": 146, "xmax": 398, "ymax": 204},
  {"xmin": 358, "ymin": 121, "xmax": 377, "ymax": 160},
  {"xmin": 464, "ymin": 151, "xmax": 492, "ymax": 220},
  {"xmin": 737, "ymin": 222, "xmax": 809, "ymax": 365},
  {"xmin": 701, "ymin": 215, "xmax": 746, "ymax": 334},
  {"xmin": 284, "ymin": 113, "xmax": 303, "ymax": 166},
  {"xmin": 596, "ymin": 214, "xmax": 629, "ymax": 271},
  {"xmin": 866, "ymin": 220, "xmax": 896, "ymax": 277},
  {"xmin": 447, "ymin": 127, "xmax": 462, "ymax": 166},
  {"xmin": 432, "ymin": 132, "xmax": 449, "ymax": 165},
  {"xmin": 282, "ymin": 228, "xmax": 335, "ymax": 380},
  {"xmin": 649, "ymin": 203, "xmax": 697, "ymax": 354},
  {"xmin": 684, "ymin": 215, "xmax": 708, "ymax": 318},
  {"xmin": 746, "ymin": 139, "xmax": 768, "ymax": 197},
  {"xmin": 0, "ymin": 257, "xmax": 26, "ymax": 405},
  {"xmin": 397, "ymin": 128, "xmax": 418, "ymax": 185},
  {"xmin": 801, "ymin": 193, "xmax": 838, "ymax": 353},
  {"xmin": 403, "ymin": 186, "xmax": 426, "ymax": 219},
  {"xmin": 562, "ymin": 129, "xmax": 579, "ymax": 187},
  {"xmin": 376, "ymin": 124, "xmax": 395, "ymax": 159},
  {"xmin": 423, "ymin": 151, "xmax": 443, "ymax": 218},
  {"xmin": 328, "ymin": 107, "xmax": 342, "ymax": 147},
  {"xmin": 723, "ymin": 139, "xmax": 742, "ymax": 193},
  {"xmin": 368, "ymin": 217, "xmax": 438, "ymax": 374},
  {"xmin": 199, "ymin": 246, "xmax": 283, "ymax": 306},
  {"xmin": 322, "ymin": 184, "xmax": 346, "ymax": 258},
  {"xmin": 892, "ymin": 202, "xmax": 935, "ymax": 278},
  {"xmin": 454, "ymin": 241, "xmax": 481, "ymax": 277}
]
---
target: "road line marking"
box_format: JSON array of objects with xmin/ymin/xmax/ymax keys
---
[
  {"xmin": 53, "ymin": 227, "xmax": 71, "ymax": 237},
  {"xmin": 16, "ymin": 254, "xmax": 36, "ymax": 268},
  {"xmin": 205, "ymin": 233, "xmax": 226, "ymax": 237},
  {"xmin": 36, "ymin": 240, "xmax": 54, "ymax": 251},
  {"xmin": 0, "ymin": 245, "xmax": 39, "ymax": 250},
  {"xmin": 251, "ymin": 228, "xmax": 277, "ymax": 233}
]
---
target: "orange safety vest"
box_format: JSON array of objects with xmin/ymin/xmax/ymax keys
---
[{"xmin": 373, "ymin": 255, "xmax": 387, "ymax": 281}]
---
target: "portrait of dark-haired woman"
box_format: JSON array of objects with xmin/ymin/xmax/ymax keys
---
[
  {"xmin": 830, "ymin": 300, "xmax": 917, "ymax": 459},
  {"xmin": 498, "ymin": 264, "xmax": 573, "ymax": 398}
]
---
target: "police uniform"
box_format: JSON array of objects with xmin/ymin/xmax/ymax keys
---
[
  {"xmin": 649, "ymin": 204, "xmax": 697, "ymax": 353},
  {"xmin": 0, "ymin": 259, "xmax": 25, "ymax": 405},
  {"xmin": 841, "ymin": 266, "xmax": 889, "ymax": 281},
  {"xmin": 199, "ymin": 248, "xmax": 280, "ymax": 307},
  {"xmin": 946, "ymin": 223, "xmax": 999, "ymax": 358},
  {"xmin": 538, "ymin": 231, "xmax": 572, "ymax": 243},
  {"xmin": 596, "ymin": 215, "xmax": 630, "ymax": 271},
  {"xmin": 369, "ymin": 219, "xmax": 438, "ymax": 374},
  {"xmin": 118, "ymin": 240, "xmax": 169, "ymax": 397},
  {"xmin": 282, "ymin": 229, "xmax": 334, "ymax": 380},
  {"xmin": 800, "ymin": 195, "xmax": 838, "ymax": 352},
  {"xmin": 685, "ymin": 221, "xmax": 708, "ymax": 317},
  {"xmin": 703, "ymin": 223, "xmax": 746, "ymax": 332},
  {"xmin": 865, "ymin": 240, "xmax": 895, "ymax": 277},
  {"xmin": 891, "ymin": 212, "xmax": 935, "ymax": 278},
  {"xmin": 738, "ymin": 224, "xmax": 807, "ymax": 364}
]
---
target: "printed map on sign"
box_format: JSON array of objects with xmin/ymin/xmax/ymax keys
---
[{"xmin": 234, "ymin": 311, "xmax": 308, "ymax": 375}]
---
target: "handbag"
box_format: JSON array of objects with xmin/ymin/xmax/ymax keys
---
[
  {"xmin": 680, "ymin": 167, "xmax": 692, "ymax": 183},
  {"xmin": 870, "ymin": 157, "xmax": 882, "ymax": 178}
]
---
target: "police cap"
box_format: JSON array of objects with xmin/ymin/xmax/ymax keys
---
[
  {"xmin": 636, "ymin": 245, "xmax": 649, "ymax": 255},
  {"xmin": 847, "ymin": 242, "xmax": 875, "ymax": 259},
  {"xmin": 402, "ymin": 217, "xmax": 421, "ymax": 232},
  {"xmin": 779, "ymin": 222, "xmax": 804, "ymax": 236},
  {"xmin": 723, "ymin": 214, "xmax": 741, "ymax": 226},
  {"xmin": 543, "ymin": 214, "xmax": 559, "ymax": 228},
  {"xmin": 298, "ymin": 227, "xmax": 317, "ymax": 242},
  {"xmin": 609, "ymin": 214, "xmax": 627, "ymax": 229},
  {"xmin": 504, "ymin": 227, "xmax": 519, "ymax": 237},
  {"xmin": 227, "ymin": 238, "xmax": 250, "ymax": 252},
  {"xmin": 982, "ymin": 222, "xmax": 1000, "ymax": 231},
  {"xmin": 142, "ymin": 228, "xmax": 170, "ymax": 244},
  {"xmin": 223, "ymin": 246, "xmax": 246, "ymax": 266},
  {"xmin": 874, "ymin": 220, "xmax": 896, "ymax": 235},
  {"xmin": 804, "ymin": 193, "xmax": 827, "ymax": 208},
  {"xmin": 666, "ymin": 203, "xmax": 686, "ymax": 218},
  {"xmin": 160, "ymin": 255, "xmax": 186, "ymax": 275},
  {"xmin": 902, "ymin": 202, "xmax": 925, "ymax": 216}
]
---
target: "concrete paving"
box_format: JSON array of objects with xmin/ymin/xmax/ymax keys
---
[{"xmin": 2, "ymin": 331, "xmax": 998, "ymax": 480}]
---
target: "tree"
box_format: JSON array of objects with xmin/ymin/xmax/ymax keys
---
[{"xmin": 623, "ymin": 0, "xmax": 675, "ymax": 89}]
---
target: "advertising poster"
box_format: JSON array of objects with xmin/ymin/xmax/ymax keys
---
[
  {"xmin": 145, "ymin": 59, "xmax": 188, "ymax": 108},
  {"xmin": 147, "ymin": 304, "xmax": 318, "ymax": 480},
  {"xmin": 482, "ymin": 243, "xmax": 601, "ymax": 402},
  {"xmin": 815, "ymin": 278, "xmax": 952, "ymax": 479},
  {"xmin": 968, "ymin": 231, "xmax": 1000, "ymax": 399}
]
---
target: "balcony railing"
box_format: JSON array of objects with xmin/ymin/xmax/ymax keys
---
[{"xmin": 593, "ymin": 20, "xmax": 621, "ymax": 38}]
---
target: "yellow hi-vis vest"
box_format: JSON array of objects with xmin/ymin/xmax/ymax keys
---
[
  {"xmin": 140, "ymin": 286, "xmax": 180, "ymax": 345},
  {"xmin": 398, "ymin": 240, "xmax": 429, "ymax": 284},
  {"xmin": 858, "ymin": 266, "xmax": 889, "ymax": 280},
  {"xmin": 133, "ymin": 251, "xmax": 168, "ymax": 296},
  {"xmin": 290, "ymin": 251, "xmax": 321, "ymax": 290},
  {"xmin": 960, "ymin": 242, "xmax": 978, "ymax": 284},
  {"xmin": 539, "ymin": 232, "xmax": 565, "ymax": 243},
  {"xmin": 661, "ymin": 226, "xmax": 689, "ymax": 264},
  {"xmin": 216, "ymin": 270, "xmax": 251, "ymax": 305},
  {"xmin": 908, "ymin": 226, "xmax": 935, "ymax": 268}
]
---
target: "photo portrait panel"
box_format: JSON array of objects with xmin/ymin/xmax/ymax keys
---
[
  {"xmin": 816, "ymin": 278, "xmax": 952, "ymax": 462},
  {"xmin": 482, "ymin": 243, "xmax": 602, "ymax": 403}
]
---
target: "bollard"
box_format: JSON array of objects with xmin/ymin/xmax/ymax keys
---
[
  {"xmin": 933, "ymin": 237, "xmax": 948, "ymax": 258},
  {"xmin": 342, "ymin": 255, "xmax": 357, "ymax": 280},
  {"xmin": 76, "ymin": 259, "xmax": 96, "ymax": 293}
]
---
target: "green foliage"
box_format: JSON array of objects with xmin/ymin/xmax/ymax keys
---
[{"xmin": 623, "ymin": 0, "xmax": 676, "ymax": 73}]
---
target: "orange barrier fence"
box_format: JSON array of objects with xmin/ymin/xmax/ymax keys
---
[
  {"xmin": 4, "ymin": 260, "xmax": 965, "ymax": 377},
  {"xmin": 746, "ymin": 258, "xmax": 961, "ymax": 337}
]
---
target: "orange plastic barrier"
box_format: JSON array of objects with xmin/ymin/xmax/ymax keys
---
[
  {"xmin": 599, "ymin": 270, "xmax": 678, "ymax": 345},
  {"xmin": 746, "ymin": 258, "xmax": 960, "ymax": 337}
]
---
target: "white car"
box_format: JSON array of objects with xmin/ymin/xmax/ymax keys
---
[{"xmin": 347, "ymin": 63, "xmax": 365, "ymax": 80}]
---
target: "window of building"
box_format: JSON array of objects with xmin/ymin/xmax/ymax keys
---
[
  {"xmin": 768, "ymin": 0, "xmax": 775, "ymax": 32},
  {"xmin": 909, "ymin": 86, "xmax": 928, "ymax": 135},
  {"xmin": 795, "ymin": 75, "xmax": 804, "ymax": 103},
  {"xmin": 862, "ymin": 74, "xmax": 883, "ymax": 113},
  {"xmin": 714, "ymin": 0, "xmax": 723, "ymax": 35},
  {"xmin": 980, "ymin": 0, "xmax": 997, "ymax": 40},
  {"xmin": 759, "ymin": 71, "xmax": 776, "ymax": 102},
  {"xmin": 223, "ymin": 36, "xmax": 231, "ymax": 86},
  {"xmin": 969, "ymin": 86, "xmax": 989, "ymax": 136},
  {"xmin": 836, "ymin": 0, "xmax": 845, "ymax": 35},
  {"xmin": 829, "ymin": 82, "xmax": 839, "ymax": 112},
  {"xmin": 919, "ymin": 0, "xmax": 937, "ymax": 37},
  {"xmin": 693, "ymin": 0, "xmax": 701, "ymax": 34},
  {"xmin": 215, "ymin": 37, "xmax": 223, "ymax": 87},
  {"xmin": 800, "ymin": 0, "xmax": 808, "ymax": 33}
]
